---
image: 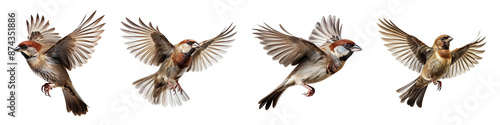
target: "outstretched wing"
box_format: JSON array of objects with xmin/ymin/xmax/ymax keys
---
[
  {"xmin": 45, "ymin": 11, "xmax": 105, "ymax": 70},
  {"xmin": 309, "ymin": 15, "xmax": 342, "ymax": 45},
  {"xmin": 442, "ymin": 37, "xmax": 486, "ymax": 78},
  {"xmin": 378, "ymin": 19, "xmax": 432, "ymax": 72},
  {"xmin": 26, "ymin": 14, "xmax": 61, "ymax": 50},
  {"xmin": 253, "ymin": 23, "xmax": 325, "ymax": 67},
  {"xmin": 121, "ymin": 18, "xmax": 175, "ymax": 66},
  {"xmin": 187, "ymin": 24, "xmax": 236, "ymax": 72}
]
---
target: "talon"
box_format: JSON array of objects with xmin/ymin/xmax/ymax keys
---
[
  {"xmin": 436, "ymin": 81, "xmax": 442, "ymax": 91},
  {"xmin": 41, "ymin": 83, "xmax": 54, "ymax": 97},
  {"xmin": 302, "ymin": 85, "xmax": 315, "ymax": 97},
  {"xmin": 166, "ymin": 81, "xmax": 179, "ymax": 95},
  {"xmin": 428, "ymin": 77, "xmax": 443, "ymax": 91},
  {"xmin": 175, "ymin": 84, "xmax": 183, "ymax": 93}
]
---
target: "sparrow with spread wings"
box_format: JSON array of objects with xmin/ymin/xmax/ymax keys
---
[
  {"xmin": 14, "ymin": 11, "xmax": 105, "ymax": 116},
  {"xmin": 378, "ymin": 19, "xmax": 486, "ymax": 107},
  {"xmin": 121, "ymin": 18, "xmax": 236, "ymax": 107},
  {"xmin": 254, "ymin": 15, "xmax": 362, "ymax": 110}
]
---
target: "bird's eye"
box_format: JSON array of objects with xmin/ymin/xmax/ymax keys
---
[
  {"xmin": 21, "ymin": 45, "xmax": 28, "ymax": 49},
  {"xmin": 187, "ymin": 41, "xmax": 193, "ymax": 45},
  {"xmin": 343, "ymin": 43, "xmax": 352, "ymax": 48},
  {"xmin": 441, "ymin": 37, "xmax": 447, "ymax": 41}
]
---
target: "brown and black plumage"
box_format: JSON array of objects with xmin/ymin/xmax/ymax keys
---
[
  {"xmin": 122, "ymin": 18, "xmax": 236, "ymax": 107},
  {"xmin": 255, "ymin": 15, "xmax": 362, "ymax": 110},
  {"xmin": 378, "ymin": 18, "xmax": 486, "ymax": 107},
  {"xmin": 14, "ymin": 11, "xmax": 105, "ymax": 116}
]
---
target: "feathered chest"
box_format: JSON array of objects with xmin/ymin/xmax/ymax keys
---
[
  {"xmin": 422, "ymin": 51, "xmax": 452, "ymax": 79},
  {"xmin": 26, "ymin": 56, "xmax": 60, "ymax": 82},
  {"xmin": 172, "ymin": 52, "xmax": 192, "ymax": 69},
  {"xmin": 160, "ymin": 54, "xmax": 191, "ymax": 80}
]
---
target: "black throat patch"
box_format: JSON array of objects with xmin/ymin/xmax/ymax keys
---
[
  {"xmin": 339, "ymin": 51, "xmax": 353, "ymax": 61},
  {"xmin": 20, "ymin": 52, "xmax": 30, "ymax": 59}
]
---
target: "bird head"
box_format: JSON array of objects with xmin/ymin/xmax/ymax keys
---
[
  {"xmin": 177, "ymin": 39, "xmax": 200, "ymax": 55},
  {"xmin": 14, "ymin": 40, "xmax": 42, "ymax": 59},
  {"xmin": 434, "ymin": 35, "xmax": 453, "ymax": 50},
  {"xmin": 329, "ymin": 39, "xmax": 362, "ymax": 60}
]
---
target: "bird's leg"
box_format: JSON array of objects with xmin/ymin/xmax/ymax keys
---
[
  {"xmin": 166, "ymin": 81, "xmax": 175, "ymax": 90},
  {"xmin": 166, "ymin": 81, "xmax": 182, "ymax": 95},
  {"xmin": 166, "ymin": 81, "xmax": 177, "ymax": 95},
  {"xmin": 428, "ymin": 77, "xmax": 442, "ymax": 91},
  {"xmin": 436, "ymin": 81, "xmax": 442, "ymax": 91},
  {"xmin": 302, "ymin": 85, "xmax": 315, "ymax": 97},
  {"xmin": 175, "ymin": 80, "xmax": 183, "ymax": 93},
  {"xmin": 41, "ymin": 83, "xmax": 55, "ymax": 97}
]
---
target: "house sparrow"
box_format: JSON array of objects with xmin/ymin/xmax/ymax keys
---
[
  {"xmin": 378, "ymin": 18, "xmax": 486, "ymax": 107},
  {"xmin": 121, "ymin": 18, "xmax": 236, "ymax": 107},
  {"xmin": 14, "ymin": 11, "xmax": 105, "ymax": 116},
  {"xmin": 254, "ymin": 15, "xmax": 362, "ymax": 110}
]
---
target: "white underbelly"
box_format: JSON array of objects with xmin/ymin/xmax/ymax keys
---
[{"xmin": 289, "ymin": 59, "xmax": 331, "ymax": 85}]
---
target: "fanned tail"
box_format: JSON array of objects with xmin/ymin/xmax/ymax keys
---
[
  {"xmin": 397, "ymin": 77, "xmax": 428, "ymax": 108},
  {"xmin": 133, "ymin": 73, "xmax": 189, "ymax": 107}
]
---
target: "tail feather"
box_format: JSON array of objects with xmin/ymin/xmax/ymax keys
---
[
  {"xmin": 133, "ymin": 73, "xmax": 189, "ymax": 107},
  {"xmin": 258, "ymin": 79, "xmax": 292, "ymax": 110},
  {"xmin": 397, "ymin": 77, "xmax": 428, "ymax": 108},
  {"xmin": 62, "ymin": 84, "xmax": 88, "ymax": 116},
  {"xmin": 258, "ymin": 88, "xmax": 286, "ymax": 110}
]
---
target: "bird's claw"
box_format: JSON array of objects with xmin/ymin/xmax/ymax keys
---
[
  {"xmin": 41, "ymin": 83, "xmax": 54, "ymax": 97},
  {"xmin": 435, "ymin": 81, "xmax": 442, "ymax": 91},
  {"xmin": 429, "ymin": 77, "xmax": 443, "ymax": 91},
  {"xmin": 302, "ymin": 85, "xmax": 315, "ymax": 97},
  {"xmin": 166, "ymin": 81, "xmax": 182, "ymax": 95}
]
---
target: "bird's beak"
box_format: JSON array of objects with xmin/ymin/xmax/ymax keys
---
[
  {"xmin": 193, "ymin": 42, "xmax": 200, "ymax": 48},
  {"xmin": 351, "ymin": 44, "xmax": 362, "ymax": 52},
  {"xmin": 443, "ymin": 37, "xmax": 453, "ymax": 49},
  {"xmin": 14, "ymin": 47, "xmax": 20, "ymax": 52},
  {"xmin": 447, "ymin": 37, "xmax": 453, "ymax": 42}
]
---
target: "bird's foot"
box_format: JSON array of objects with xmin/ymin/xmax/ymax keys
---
[
  {"xmin": 302, "ymin": 85, "xmax": 315, "ymax": 97},
  {"xmin": 429, "ymin": 77, "xmax": 442, "ymax": 91},
  {"xmin": 166, "ymin": 81, "xmax": 182, "ymax": 95},
  {"xmin": 435, "ymin": 81, "xmax": 442, "ymax": 91},
  {"xmin": 41, "ymin": 83, "xmax": 55, "ymax": 97},
  {"xmin": 166, "ymin": 81, "xmax": 175, "ymax": 90},
  {"xmin": 175, "ymin": 84, "xmax": 183, "ymax": 93}
]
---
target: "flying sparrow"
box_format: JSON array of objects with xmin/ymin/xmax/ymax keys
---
[
  {"xmin": 121, "ymin": 18, "xmax": 236, "ymax": 107},
  {"xmin": 378, "ymin": 18, "xmax": 486, "ymax": 107},
  {"xmin": 254, "ymin": 15, "xmax": 362, "ymax": 110},
  {"xmin": 14, "ymin": 11, "xmax": 105, "ymax": 116}
]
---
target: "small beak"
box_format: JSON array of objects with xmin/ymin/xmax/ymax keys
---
[
  {"xmin": 192, "ymin": 42, "xmax": 200, "ymax": 48},
  {"xmin": 447, "ymin": 37, "xmax": 453, "ymax": 42},
  {"xmin": 14, "ymin": 47, "xmax": 20, "ymax": 52},
  {"xmin": 351, "ymin": 44, "xmax": 362, "ymax": 52}
]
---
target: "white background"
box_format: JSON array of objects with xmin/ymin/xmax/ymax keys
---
[{"xmin": 2, "ymin": 0, "xmax": 500, "ymax": 125}]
